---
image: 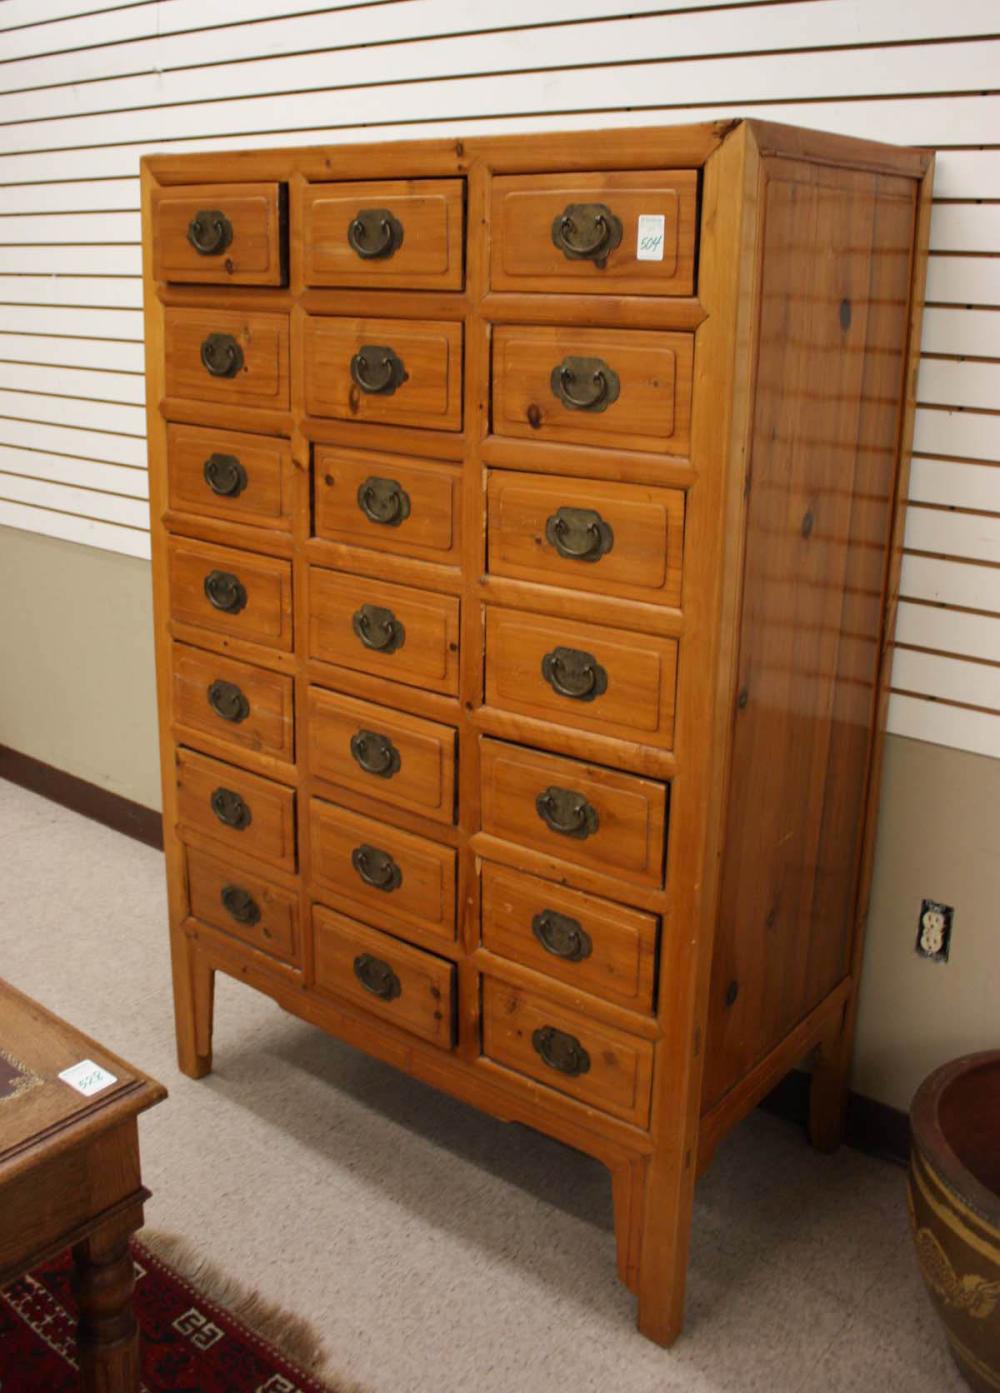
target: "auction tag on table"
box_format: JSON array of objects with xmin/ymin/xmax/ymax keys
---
[
  {"xmin": 58, "ymin": 1059, "xmax": 117, "ymax": 1097},
  {"xmin": 636, "ymin": 213, "xmax": 666, "ymax": 261}
]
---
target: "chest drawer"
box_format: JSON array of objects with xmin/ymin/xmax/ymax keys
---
[
  {"xmin": 166, "ymin": 424, "xmax": 294, "ymax": 531},
  {"xmin": 308, "ymin": 568, "xmax": 459, "ymax": 695},
  {"xmin": 310, "ymin": 798, "xmax": 456, "ymax": 947},
  {"xmin": 152, "ymin": 182, "xmax": 286, "ymax": 285},
  {"xmin": 492, "ymin": 325, "xmax": 692, "ymax": 455},
  {"xmin": 490, "ymin": 170, "xmax": 697, "ymax": 297},
  {"xmin": 481, "ymin": 864, "xmax": 658, "ymax": 1014},
  {"xmin": 315, "ymin": 448, "xmax": 460, "ymax": 565},
  {"xmin": 308, "ymin": 687, "xmax": 456, "ymax": 825},
  {"xmin": 176, "ymin": 747, "xmax": 297, "ymax": 873},
  {"xmin": 172, "ymin": 643, "xmax": 294, "ymax": 763},
  {"xmin": 313, "ymin": 905, "xmax": 454, "ymax": 1049},
  {"xmin": 303, "ymin": 179, "xmax": 464, "ymax": 289},
  {"xmin": 304, "ymin": 316, "xmax": 463, "ymax": 432},
  {"xmin": 164, "ymin": 308, "xmax": 290, "ymax": 410},
  {"xmin": 480, "ymin": 739, "xmax": 667, "ymax": 889},
  {"xmin": 487, "ymin": 472, "xmax": 684, "ymax": 607},
  {"xmin": 185, "ymin": 844, "xmax": 298, "ymax": 963},
  {"xmin": 168, "ymin": 537, "xmax": 293, "ymax": 651},
  {"xmin": 482, "ymin": 977, "xmax": 653, "ymax": 1127},
  {"xmin": 485, "ymin": 608, "xmax": 677, "ymax": 750}
]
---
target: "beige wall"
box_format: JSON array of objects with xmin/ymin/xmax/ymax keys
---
[
  {"xmin": 0, "ymin": 526, "xmax": 162, "ymax": 810},
  {"xmin": 0, "ymin": 526, "xmax": 996, "ymax": 1111}
]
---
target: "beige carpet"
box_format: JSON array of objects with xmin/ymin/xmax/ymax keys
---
[{"xmin": 0, "ymin": 778, "xmax": 963, "ymax": 1393}]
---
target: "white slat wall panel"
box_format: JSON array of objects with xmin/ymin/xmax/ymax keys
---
[{"xmin": 0, "ymin": 0, "xmax": 997, "ymax": 758}]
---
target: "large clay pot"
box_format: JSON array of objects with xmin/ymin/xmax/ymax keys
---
[{"xmin": 910, "ymin": 1051, "xmax": 1000, "ymax": 1392}]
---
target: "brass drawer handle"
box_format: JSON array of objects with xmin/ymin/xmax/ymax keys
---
[
  {"xmin": 353, "ymin": 952, "xmax": 402, "ymax": 1001},
  {"xmin": 203, "ymin": 452, "xmax": 247, "ymax": 498},
  {"xmin": 200, "ymin": 332, "xmax": 244, "ymax": 379},
  {"xmin": 532, "ymin": 1025, "xmax": 591, "ymax": 1077},
  {"xmin": 203, "ymin": 569, "xmax": 247, "ymax": 614},
  {"xmin": 350, "ymin": 344, "xmax": 407, "ymax": 396},
  {"xmin": 551, "ymin": 202, "xmax": 622, "ymax": 265},
  {"xmin": 210, "ymin": 786, "xmax": 251, "ymax": 830},
  {"xmin": 351, "ymin": 843, "xmax": 402, "ymax": 892},
  {"xmin": 535, "ymin": 785, "xmax": 599, "ymax": 840},
  {"xmin": 532, "ymin": 910, "xmax": 593, "ymax": 963},
  {"xmin": 551, "ymin": 356, "xmax": 620, "ymax": 413},
  {"xmin": 347, "ymin": 207, "xmax": 404, "ymax": 261},
  {"xmin": 187, "ymin": 209, "xmax": 233, "ymax": 257},
  {"xmin": 545, "ymin": 506, "xmax": 613, "ymax": 562},
  {"xmin": 541, "ymin": 646, "xmax": 607, "ymax": 703},
  {"xmin": 357, "ymin": 475, "xmax": 411, "ymax": 527},
  {"xmin": 350, "ymin": 729, "xmax": 401, "ymax": 779},
  {"xmin": 352, "ymin": 602, "xmax": 405, "ymax": 654},
  {"xmin": 206, "ymin": 678, "xmax": 250, "ymax": 724},
  {"xmin": 220, "ymin": 883, "xmax": 260, "ymax": 926}
]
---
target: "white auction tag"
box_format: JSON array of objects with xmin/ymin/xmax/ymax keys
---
[
  {"xmin": 636, "ymin": 213, "xmax": 666, "ymax": 261},
  {"xmin": 58, "ymin": 1059, "xmax": 117, "ymax": 1097}
]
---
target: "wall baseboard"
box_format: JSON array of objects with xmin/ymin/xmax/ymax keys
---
[
  {"xmin": 0, "ymin": 745, "xmax": 910, "ymax": 1162},
  {"xmin": 0, "ymin": 744, "xmax": 163, "ymax": 850}
]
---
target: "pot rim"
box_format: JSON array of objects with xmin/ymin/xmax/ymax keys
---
[{"xmin": 910, "ymin": 1049, "xmax": 1000, "ymax": 1234}]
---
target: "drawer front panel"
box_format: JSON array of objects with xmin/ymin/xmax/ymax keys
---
[
  {"xmin": 166, "ymin": 423, "xmax": 294, "ymax": 530},
  {"xmin": 168, "ymin": 537, "xmax": 293, "ymax": 651},
  {"xmin": 303, "ymin": 179, "xmax": 464, "ymax": 289},
  {"xmin": 310, "ymin": 798, "xmax": 456, "ymax": 945},
  {"xmin": 308, "ymin": 687, "xmax": 456, "ymax": 824},
  {"xmin": 314, "ymin": 448, "xmax": 460, "ymax": 564},
  {"xmin": 186, "ymin": 844, "xmax": 298, "ymax": 962},
  {"xmin": 313, "ymin": 904, "xmax": 455, "ymax": 1049},
  {"xmin": 152, "ymin": 181, "xmax": 285, "ymax": 285},
  {"xmin": 487, "ymin": 472, "xmax": 684, "ymax": 606},
  {"xmin": 481, "ymin": 863, "xmax": 658, "ymax": 1013},
  {"xmin": 480, "ymin": 739, "xmax": 667, "ymax": 888},
  {"xmin": 164, "ymin": 308, "xmax": 290, "ymax": 409},
  {"xmin": 176, "ymin": 747, "xmax": 296, "ymax": 872},
  {"xmin": 309, "ymin": 568, "xmax": 459, "ymax": 695},
  {"xmin": 492, "ymin": 325, "xmax": 692, "ymax": 455},
  {"xmin": 491, "ymin": 170, "xmax": 697, "ymax": 296},
  {"xmin": 304, "ymin": 316, "xmax": 463, "ymax": 431},
  {"xmin": 172, "ymin": 643, "xmax": 295, "ymax": 762},
  {"xmin": 485, "ymin": 607, "xmax": 678, "ymax": 749},
  {"xmin": 482, "ymin": 977, "xmax": 653, "ymax": 1126}
]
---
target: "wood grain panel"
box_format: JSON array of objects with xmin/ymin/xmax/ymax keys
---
[
  {"xmin": 481, "ymin": 862, "xmax": 659, "ymax": 1013},
  {"xmin": 486, "ymin": 471, "xmax": 684, "ymax": 607},
  {"xmin": 166, "ymin": 422, "xmax": 295, "ymax": 530},
  {"xmin": 164, "ymin": 307, "xmax": 290, "ymax": 410},
  {"xmin": 481, "ymin": 976, "xmax": 654, "ymax": 1126},
  {"xmin": 303, "ymin": 178, "xmax": 464, "ymax": 289},
  {"xmin": 484, "ymin": 606, "xmax": 678, "ymax": 749},
  {"xmin": 151, "ymin": 181, "xmax": 285, "ymax": 285},
  {"xmin": 310, "ymin": 797, "xmax": 457, "ymax": 946},
  {"xmin": 167, "ymin": 536, "xmax": 293, "ymax": 650},
  {"xmin": 314, "ymin": 446, "xmax": 460, "ymax": 564},
  {"xmin": 172, "ymin": 642, "xmax": 294, "ymax": 762},
  {"xmin": 307, "ymin": 685, "xmax": 456, "ymax": 824},
  {"xmin": 175, "ymin": 746, "xmax": 296, "ymax": 872},
  {"xmin": 312, "ymin": 904, "xmax": 455, "ymax": 1049},
  {"xmin": 186, "ymin": 842, "xmax": 299, "ymax": 962},
  {"xmin": 479, "ymin": 737, "xmax": 668, "ymax": 888},
  {"xmin": 491, "ymin": 325, "xmax": 692, "ymax": 454},
  {"xmin": 490, "ymin": 170, "xmax": 697, "ymax": 295}
]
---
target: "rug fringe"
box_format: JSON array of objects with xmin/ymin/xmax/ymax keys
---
[{"xmin": 137, "ymin": 1229, "xmax": 365, "ymax": 1391}]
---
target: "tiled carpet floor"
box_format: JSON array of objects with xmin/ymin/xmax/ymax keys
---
[{"xmin": 0, "ymin": 779, "xmax": 964, "ymax": 1393}]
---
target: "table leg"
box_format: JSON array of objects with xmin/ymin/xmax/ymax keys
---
[{"xmin": 71, "ymin": 1216, "xmax": 140, "ymax": 1392}]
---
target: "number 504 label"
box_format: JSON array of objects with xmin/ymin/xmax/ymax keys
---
[{"xmin": 636, "ymin": 213, "xmax": 666, "ymax": 262}]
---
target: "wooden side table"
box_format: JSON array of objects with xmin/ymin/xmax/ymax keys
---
[{"xmin": 0, "ymin": 979, "xmax": 166, "ymax": 1390}]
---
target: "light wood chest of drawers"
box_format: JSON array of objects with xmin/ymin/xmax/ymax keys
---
[{"xmin": 142, "ymin": 120, "xmax": 932, "ymax": 1343}]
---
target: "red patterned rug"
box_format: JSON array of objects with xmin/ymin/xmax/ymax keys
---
[{"xmin": 0, "ymin": 1238, "xmax": 339, "ymax": 1392}]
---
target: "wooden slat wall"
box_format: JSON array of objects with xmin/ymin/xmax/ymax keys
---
[{"xmin": 1, "ymin": 0, "xmax": 997, "ymax": 757}]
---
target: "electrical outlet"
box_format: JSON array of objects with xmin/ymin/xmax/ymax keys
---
[{"xmin": 916, "ymin": 899, "xmax": 953, "ymax": 963}]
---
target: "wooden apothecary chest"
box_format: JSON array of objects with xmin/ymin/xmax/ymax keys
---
[{"xmin": 142, "ymin": 120, "xmax": 932, "ymax": 1343}]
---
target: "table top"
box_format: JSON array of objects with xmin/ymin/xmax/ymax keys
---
[{"xmin": 0, "ymin": 977, "xmax": 166, "ymax": 1183}]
